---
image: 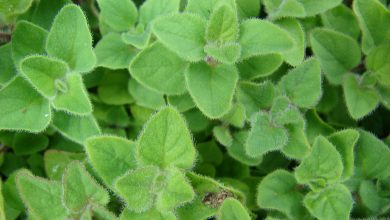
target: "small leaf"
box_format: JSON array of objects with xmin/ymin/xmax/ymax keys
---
[
  {"xmin": 20, "ymin": 55, "xmax": 69, "ymax": 99},
  {"xmin": 96, "ymin": 0, "xmax": 138, "ymax": 32},
  {"xmin": 97, "ymin": 70, "xmax": 134, "ymax": 105},
  {"xmin": 366, "ymin": 44, "xmax": 390, "ymax": 86},
  {"xmin": 206, "ymin": 4, "xmax": 238, "ymax": 43},
  {"xmin": 138, "ymin": 107, "xmax": 196, "ymax": 169},
  {"xmin": 95, "ymin": 33, "xmax": 138, "ymax": 70},
  {"xmin": 310, "ymin": 28, "xmax": 361, "ymax": 84},
  {"xmin": 343, "ymin": 74, "xmax": 380, "ymax": 120},
  {"xmin": 52, "ymin": 110, "xmax": 101, "ymax": 145},
  {"xmin": 295, "ymin": 136, "xmax": 343, "ymax": 188},
  {"xmin": 257, "ymin": 170, "xmax": 307, "ymax": 219},
  {"xmin": 46, "ymin": 4, "xmax": 96, "ymax": 73},
  {"xmin": 246, "ymin": 112, "xmax": 288, "ymax": 157},
  {"xmin": 239, "ymin": 19, "xmax": 294, "ymax": 60},
  {"xmin": 219, "ymin": 198, "xmax": 250, "ymax": 220},
  {"xmin": 62, "ymin": 162, "xmax": 109, "ymax": 212},
  {"xmin": 304, "ymin": 184, "xmax": 353, "ymax": 220},
  {"xmin": 204, "ymin": 43, "xmax": 241, "ymax": 64},
  {"xmin": 236, "ymin": 0, "xmax": 261, "ymax": 19},
  {"xmin": 44, "ymin": 150, "xmax": 85, "ymax": 181},
  {"xmin": 167, "ymin": 93, "xmax": 195, "ymax": 112},
  {"xmin": 128, "ymin": 78, "xmax": 165, "ymax": 110},
  {"xmin": 121, "ymin": 26, "xmax": 152, "ymax": 50},
  {"xmin": 270, "ymin": 96, "xmax": 304, "ymax": 126},
  {"xmin": 120, "ymin": 208, "xmax": 176, "ymax": 220},
  {"xmin": 130, "ymin": 42, "xmax": 188, "ymax": 95},
  {"xmin": 282, "ymin": 125, "xmax": 311, "ymax": 160},
  {"xmin": 115, "ymin": 166, "xmax": 159, "ymax": 212},
  {"xmin": 213, "ymin": 126, "xmax": 233, "ymax": 147},
  {"xmin": 278, "ymin": 57, "xmax": 322, "ymax": 108},
  {"xmin": 0, "ymin": 76, "xmax": 51, "ymax": 132},
  {"xmin": 139, "ymin": 0, "xmax": 180, "ymax": 26},
  {"xmin": 152, "ymin": 13, "xmax": 207, "ymax": 62},
  {"xmin": 321, "ymin": 5, "xmax": 360, "ymax": 39},
  {"xmin": 237, "ymin": 54, "xmax": 283, "ymax": 80},
  {"xmin": 228, "ymin": 131, "xmax": 263, "ymax": 166},
  {"xmin": 185, "ymin": 63, "xmax": 238, "ymax": 118}
]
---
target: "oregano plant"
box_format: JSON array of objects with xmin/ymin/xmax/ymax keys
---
[{"xmin": 0, "ymin": 0, "xmax": 389, "ymax": 220}]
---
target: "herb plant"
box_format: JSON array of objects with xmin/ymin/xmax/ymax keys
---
[{"xmin": 0, "ymin": 0, "xmax": 389, "ymax": 220}]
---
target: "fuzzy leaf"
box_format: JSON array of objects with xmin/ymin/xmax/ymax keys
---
[
  {"xmin": 115, "ymin": 166, "xmax": 159, "ymax": 212},
  {"xmin": 270, "ymin": 96, "xmax": 304, "ymax": 126},
  {"xmin": 185, "ymin": 63, "xmax": 238, "ymax": 118},
  {"xmin": 239, "ymin": 19, "xmax": 294, "ymax": 60},
  {"xmin": 12, "ymin": 133, "xmax": 49, "ymax": 155},
  {"xmin": 295, "ymin": 136, "xmax": 343, "ymax": 188},
  {"xmin": 95, "ymin": 33, "xmax": 137, "ymax": 70},
  {"xmin": 20, "ymin": 55, "xmax": 68, "ymax": 99},
  {"xmin": 321, "ymin": 5, "xmax": 360, "ymax": 39},
  {"xmin": 120, "ymin": 208, "xmax": 176, "ymax": 220},
  {"xmin": 343, "ymin": 74, "xmax": 380, "ymax": 120},
  {"xmin": 310, "ymin": 28, "xmax": 361, "ymax": 84},
  {"xmin": 138, "ymin": 107, "xmax": 196, "ymax": 169},
  {"xmin": 366, "ymin": 44, "xmax": 390, "ymax": 86},
  {"xmin": 97, "ymin": 70, "xmax": 133, "ymax": 105},
  {"xmin": 0, "ymin": 44, "xmax": 16, "ymax": 86},
  {"xmin": 204, "ymin": 43, "xmax": 241, "ymax": 64},
  {"xmin": 152, "ymin": 13, "xmax": 207, "ymax": 62},
  {"xmin": 246, "ymin": 113, "xmax": 288, "ymax": 157},
  {"xmin": 0, "ymin": 76, "xmax": 51, "ymax": 132},
  {"xmin": 128, "ymin": 78, "xmax": 165, "ymax": 110},
  {"xmin": 130, "ymin": 42, "xmax": 188, "ymax": 95},
  {"xmin": 44, "ymin": 150, "xmax": 85, "ymax": 181},
  {"xmin": 46, "ymin": 5, "xmax": 96, "ymax": 73},
  {"xmin": 167, "ymin": 93, "xmax": 195, "ymax": 112},
  {"xmin": 206, "ymin": 4, "xmax": 238, "ymax": 43},
  {"xmin": 282, "ymin": 125, "xmax": 311, "ymax": 160},
  {"xmin": 139, "ymin": 0, "xmax": 180, "ymax": 26},
  {"xmin": 228, "ymin": 131, "xmax": 262, "ymax": 166},
  {"xmin": 63, "ymin": 162, "xmax": 109, "ymax": 212},
  {"xmin": 304, "ymin": 184, "xmax": 353, "ymax": 220},
  {"xmin": 213, "ymin": 126, "xmax": 233, "ymax": 147},
  {"xmin": 121, "ymin": 27, "xmax": 152, "ymax": 50},
  {"xmin": 96, "ymin": 0, "xmax": 138, "ymax": 32},
  {"xmin": 219, "ymin": 198, "xmax": 251, "ymax": 220},
  {"xmin": 278, "ymin": 58, "xmax": 322, "ymax": 108},
  {"xmin": 236, "ymin": 0, "xmax": 260, "ymax": 19},
  {"xmin": 237, "ymin": 54, "xmax": 283, "ymax": 80},
  {"xmin": 185, "ymin": 0, "xmax": 219, "ymax": 18}
]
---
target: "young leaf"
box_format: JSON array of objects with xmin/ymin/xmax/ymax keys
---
[
  {"xmin": 278, "ymin": 57, "xmax": 322, "ymax": 108},
  {"xmin": 295, "ymin": 136, "xmax": 343, "ymax": 188},
  {"xmin": 11, "ymin": 21, "xmax": 48, "ymax": 66},
  {"xmin": 46, "ymin": 4, "xmax": 96, "ymax": 73},
  {"xmin": 218, "ymin": 198, "xmax": 251, "ymax": 220},
  {"xmin": 310, "ymin": 28, "xmax": 361, "ymax": 84},
  {"xmin": 246, "ymin": 113, "xmax": 288, "ymax": 157},
  {"xmin": 206, "ymin": 4, "xmax": 238, "ymax": 43},
  {"xmin": 121, "ymin": 26, "xmax": 152, "ymax": 50},
  {"xmin": 52, "ymin": 110, "xmax": 101, "ymax": 145},
  {"xmin": 85, "ymin": 136, "xmax": 137, "ymax": 187},
  {"xmin": 16, "ymin": 171, "xmax": 68, "ymax": 219},
  {"xmin": 62, "ymin": 162, "xmax": 109, "ymax": 212},
  {"xmin": 96, "ymin": 0, "xmax": 138, "ymax": 32},
  {"xmin": 204, "ymin": 43, "xmax": 241, "ymax": 64},
  {"xmin": 20, "ymin": 55, "xmax": 69, "ymax": 99},
  {"xmin": 130, "ymin": 42, "xmax": 188, "ymax": 95},
  {"xmin": 270, "ymin": 96, "xmax": 304, "ymax": 126},
  {"xmin": 52, "ymin": 74, "xmax": 92, "ymax": 115},
  {"xmin": 115, "ymin": 166, "xmax": 159, "ymax": 212},
  {"xmin": 228, "ymin": 131, "xmax": 263, "ymax": 166},
  {"xmin": 139, "ymin": 0, "xmax": 180, "ymax": 26},
  {"xmin": 237, "ymin": 54, "xmax": 283, "ymax": 80},
  {"xmin": 343, "ymin": 74, "xmax": 380, "ymax": 120},
  {"xmin": 239, "ymin": 19, "xmax": 294, "ymax": 60},
  {"xmin": 257, "ymin": 170, "xmax": 307, "ymax": 219},
  {"xmin": 185, "ymin": 63, "xmax": 238, "ymax": 118},
  {"xmin": 137, "ymin": 107, "xmax": 196, "ymax": 169},
  {"xmin": 304, "ymin": 184, "xmax": 353, "ymax": 220},
  {"xmin": 366, "ymin": 44, "xmax": 390, "ymax": 86},
  {"xmin": 152, "ymin": 13, "xmax": 207, "ymax": 62},
  {"xmin": 0, "ymin": 76, "xmax": 51, "ymax": 132},
  {"xmin": 95, "ymin": 33, "xmax": 138, "ymax": 70}
]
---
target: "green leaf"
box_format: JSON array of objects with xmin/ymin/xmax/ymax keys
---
[
  {"xmin": 257, "ymin": 170, "xmax": 307, "ymax": 219},
  {"xmin": 156, "ymin": 168, "xmax": 195, "ymax": 212},
  {"xmin": 321, "ymin": 5, "xmax": 360, "ymax": 39},
  {"xmin": 204, "ymin": 42, "xmax": 241, "ymax": 64},
  {"xmin": 282, "ymin": 125, "xmax": 311, "ymax": 160},
  {"xmin": 356, "ymin": 130, "xmax": 390, "ymax": 179},
  {"xmin": 239, "ymin": 19, "xmax": 294, "ymax": 60},
  {"xmin": 95, "ymin": 33, "xmax": 137, "ymax": 70},
  {"xmin": 46, "ymin": 4, "xmax": 96, "ymax": 73},
  {"xmin": 185, "ymin": 0, "xmax": 219, "ymax": 18},
  {"xmin": 278, "ymin": 57, "xmax": 322, "ymax": 108},
  {"xmin": 121, "ymin": 26, "xmax": 152, "ymax": 50},
  {"xmin": 128, "ymin": 78, "xmax": 165, "ymax": 110},
  {"xmin": 0, "ymin": 0, "xmax": 33, "ymax": 20},
  {"xmin": 353, "ymin": 0, "xmax": 390, "ymax": 54},
  {"xmin": 130, "ymin": 42, "xmax": 188, "ymax": 95},
  {"xmin": 167, "ymin": 93, "xmax": 195, "ymax": 112},
  {"xmin": 96, "ymin": 0, "xmax": 138, "ymax": 32},
  {"xmin": 366, "ymin": 44, "xmax": 390, "ymax": 86},
  {"xmin": 44, "ymin": 150, "xmax": 85, "ymax": 180},
  {"xmin": 310, "ymin": 28, "xmax": 361, "ymax": 84},
  {"xmin": 236, "ymin": 0, "xmax": 260, "ymax": 19},
  {"xmin": 115, "ymin": 166, "xmax": 159, "ymax": 212},
  {"xmin": 221, "ymin": 103, "xmax": 246, "ymax": 128},
  {"xmin": 305, "ymin": 110, "xmax": 335, "ymax": 144},
  {"xmin": 197, "ymin": 141, "xmax": 223, "ymax": 166},
  {"xmin": 359, "ymin": 180, "xmax": 390, "ymax": 214},
  {"xmin": 120, "ymin": 208, "xmax": 176, "ymax": 220},
  {"xmin": 139, "ymin": 0, "xmax": 180, "ymax": 26},
  {"xmin": 12, "ymin": 133, "xmax": 49, "ymax": 155},
  {"xmin": 11, "ymin": 21, "xmax": 48, "ymax": 66},
  {"xmin": 295, "ymin": 136, "xmax": 343, "ymax": 188},
  {"xmin": 52, "ymin": 110, "xmax": 101, "ymax": 145},
  {"xmin": 237, "ymin": 54, "xmax": 283, "ymax": 80},
  {"xmin": 219, "ymin": 198, "xmax": 251, "ymax": 220},
  {"xmin": 29, "ymin": 0, "xmax": 71, "ymax": 30},
  {"xmin": 185, "ymin": 63, "xmax": 238, "ymax": 118},
  {"xmin": 246, "ymin": 112, "xmax": 288, "ymax": 157},
  {"xmin": 0, "ymin": 180, "xmax": 4, "ymax": 220},
  {"xmin": 97, "ymin": 70, "xmax": 134, "ymax": 105},
  {"xmin": 328, "ymin": 129, "xmax": 359, "ymax": 181},
  {"xmin": 0, "ymin": 44, "xmax": 16, "ymax": 86},
  {"xmin": 228, "ymin": 131, "xmax": 263, "ymax": 166},
  {"xmin": 62, "ymin": 162, "xmax": 109, "ymax": 212},
  {"xmin": 270, "ymin": 96, "xmax": 304, "ymax": 126},
  {"xmin": 206, "ymin": 4, "xmax": 238, "ymax": 43},
  {"xmin": 213, "ymin": 126, "xmax": 233, "ymax": 147},
  {"xmin": 20, "ymin": 55, "xmax": 69, "ymax": 99},
  {"xmin": 152, "ymin": 13, "xmax": 206, "ymax": 62},
  {"xmin": 0, "ymin": 76, "xmax": 51, "ymax": 132},
  {"xmin": 92, "ymin": 205, "xmax": 118, "ymax": 220},
  {"xmin": 138, "ymin": 107, "xmax": 196, "ymax": 169},
  {"xmin": 16, "ymin": 171, "xmax": 68, "ymax": 219},
  {"xmin": 343, "ymin": 74, "xmax": 380, "ymax": 120},
  {"xmin": 52, "ymin": 74, "xmax": 92, "ymax": 115},
  {"xmin": 304, "ymin": 184, "xmax": 353, "ymax": 220}
]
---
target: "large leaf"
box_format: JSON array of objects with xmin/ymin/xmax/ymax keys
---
[{"xmin": 185, "ymin": 63, "xmax": 238, "ymax": 118}]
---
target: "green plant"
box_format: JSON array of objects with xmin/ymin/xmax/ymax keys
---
[{"xmin": 0, "ymin": 0, "xmax": 390, "ymax": 220}]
